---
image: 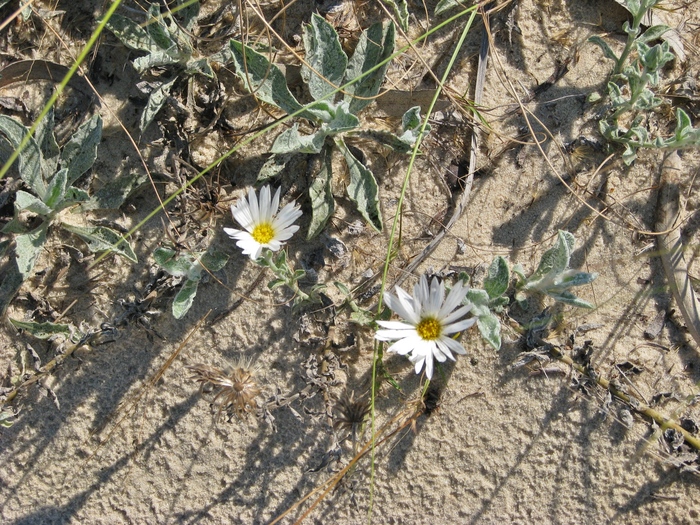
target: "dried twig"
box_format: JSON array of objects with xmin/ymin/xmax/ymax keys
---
[{"xmin": 547, "ymin": 344, "xmax": 700, "ymax": 451}]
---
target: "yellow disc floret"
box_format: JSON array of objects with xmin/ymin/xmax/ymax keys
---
[
  {"xmin": 416, "ymin": 317, "xmax": 441, "ymax": 341},
  {"xmin": 252, "ymin": 222, "xmax": 274, "ymax": 244}
]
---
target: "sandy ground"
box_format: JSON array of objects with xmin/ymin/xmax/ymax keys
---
[{"xmin": 1, "ymin": 0, "xmax": 700, "ymax": 523}]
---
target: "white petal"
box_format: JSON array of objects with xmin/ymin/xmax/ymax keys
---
[
  {"xmin": 231, "ymin": 202, "xmax": 254, "ymax": 231},
  {"xmin": 247, "ymin": 187, "xmax": 260, "ymax": 221},
  {"xmin": 441, "ymin": 304, "xmax": 473, "ymax": 326},
  {"xmin": 375, "ymin": 328, "xmax": 418, "ymax": 342},
  {"xmin": 440, "ymin": 335, "xmax": 467, "ymax": 355},
  {"xmin": 384, "ymin": 291, "xmax": 418, "ymax": 325},
  {"xmin": 424, "ymin": 354, "xmax": 434, "ymax": 378},
  {"xmin": 414, "ymin": 275, "xmax": 430, "ymax": 309},
  {"xmin": 273, "ymin": 202, "xmax": 302, "ymax": 230},
  {"xmin": 258, "ymin": 185, "xmax": 270, "ymax": 222},
  {"xmin": 393, "ymin": 286, "xmax": 421, "ymax": 323},
  {"xmin": 266, "ymin": 240, "xmax": 282, "ymax": 252},
  {"xmin": 443, "ymin": 317, "xmax": 476, "ymax": 334},
  {"xmin": 376, "ymin": 320, "xmax": 414, "ymax": 330},
  {"xmin": 433, "ymin": 340, "xmax": 450, "ymax": 361},
  {"xmin": 426, "ymin": 277, "xmax": 443, "ymax": 315},
  {"xmin": 270, "ymin": 186, "xmax": 281, "ymax": 218},
  {"xmin": 223, "ymin": 227, "xmax": 242, "ymax": 238},
  {"xmin": 412, "ymin": 355, "xmax": 426, "ymax": 376},
  {"xmin": 439, "ymin": 281, "xmax": 469, "ymax": 319},
  {"xmin": 386, "ymin": 336, "xmax": 419, "ymax": 355}
]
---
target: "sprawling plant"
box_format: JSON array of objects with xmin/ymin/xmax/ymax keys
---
[
  {"xmin": 226, "ymin": 14, "xmax": 429, "ymax": 237},
  {"xmin": 590, "ymin": 0, "xmax": 700, "ymax": 164},
  {"xmin": 1, "ymin": 112, "xmax": 137, "ymax": 282}
]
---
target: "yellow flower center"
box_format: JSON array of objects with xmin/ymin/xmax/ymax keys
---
[
  {"xmin": 416, "ymin": 317, "xmax": 441, "ymax": 341},
  {"xmin": 252, "ymin": 222, "xmax": 274, "ymax": 244}
]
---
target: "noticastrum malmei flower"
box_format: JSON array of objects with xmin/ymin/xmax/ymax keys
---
[
  {"xmin": 224, "ymin": 185, "xmax": 302, "ymax": 260},
  {"xmin": 375, "ymin": 274, "xmax": 475, "ymax": 379}
]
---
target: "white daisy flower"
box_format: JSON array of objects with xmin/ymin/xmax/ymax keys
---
[
  {"xmin": 375, "ymin": 275, "xmax": 476, "ymax": 379},
  {"xmin": 224, "ymin": 185, "xmax": 302, "ymax": 260}
]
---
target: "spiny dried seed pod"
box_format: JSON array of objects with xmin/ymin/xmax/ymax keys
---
[
  {"xmin": 333, "ymin": 391, "xmax": 370, "ymax": 443},
  {"xmin": 188, "ymin": 359, "xmax": 261, "ymax": 421}
]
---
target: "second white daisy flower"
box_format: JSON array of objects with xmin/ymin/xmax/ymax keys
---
[
  {"xmin": 375, "ymin": 275, "xmax": 476, "ymax": 379},
  {"xmin": 224, "ymin": 185, "xmax": 302, "ymax": 260}
]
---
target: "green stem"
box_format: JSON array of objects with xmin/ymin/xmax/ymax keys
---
[{"xmin": 614, "ymin": 10, "xmax": 646, "ymax": 75}]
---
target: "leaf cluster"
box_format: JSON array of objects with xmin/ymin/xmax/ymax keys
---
[
  {"xmin": 459, "ymin": 232, "xmax": 597, "ymax": 351},
  {"xmin": 513, "ymin": 231, "xmax": 597, "ymax": 309},
  {"xmin": 0, "ymin": 112, "xmax": 137, "ymax": 281},
  {"xmin": 226, "ymin": 14, "xmax": 430, "ymax": 238},
  {"xmin": 153, "ymin": 247, "xmax": 229, "ymax": 319},
  {"xmin": 105, "ymin": 1, "xmax": 214, "ymax": 132},
  {"xmin": 256, "ymin": 249, "xmax": 324, "ymax": 310}
]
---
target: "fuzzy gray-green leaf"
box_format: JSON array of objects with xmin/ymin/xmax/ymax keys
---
[
  {"xmin": 477, "ymin": 313, "xmax": 501, "ymax": 351},
  {"xmin": 353, "ymin": 129, "xmax": 412, "ymax": 153},
  {"xmin": 337, "ymin": 138, "xmax": 382, "ymax": 231},
  {"xmin": 62, "ymin": 224, "xmax": 137, "ymax": 263},
  {"xmin": 308, "ymin": 144, "xmax": 334, "ymax": 239},
  {"xmin": 15, "ymin": 191, "xmax": 52, "ymax": 216},
  {"xmin": 200, "ymin": 250, "xmax": 229, "ymax": 272},
  {"xmin": 344, "ymin": 21, "xmax": 395, "ymax": 114},
  {"xmin": 0, "ymin": 115, "xmax": 45, "ymax": 199},
  {"xmin": 16, "ymin": 226, "xmax": 48, "ymax": 278},
  {"xmin": 154, "ymin": 247, "xmax": 192, "ymax": 276},
  {"xmin": 384, "ymin": 0, "xmax": 409, "ymax": 31},
  {"xmin": 35, "ymin": 109, "xmax": 59, "ymax": 177},
  {"xmin": 173, "ymin": 278, "xmax": 199, "ymax": 319},
  {"xmin": 549, "ymin": 291, "xmax": 594, "ymax": 309},
  {"xmin": 529, "ymin": 231, "xmax": 573, "ymax": 283},
  {"xmin": 140, "ymin": 77, "xmax": 177, "ymax": 132},
  {"xmin": 133, "ymin": 51, "xmax": 182, "ymax": 74},
  {"xmin": 435, "ymin": 0, "xmax": 468, "ymax": 16},
  {"xmin": 271, "ymin": 124, "xmax": 327, "ymax": 154},
  {"xmin": 484, "ymin": 256, "xmax": 509, "ymax": 299},
  {"xmin": 464, "ymin": 288, "xmax": 490, "ymax": 317},
  {"xmin": 258, "ymin": 154, "xmax": 292, "ymax": 182},
  {"xmin": 589, "ymin": 35, "xmax": 618, "ymax": 62},
  {"xmin": 80, "ymin": 171, "xmax": 146, "ymax": 210},
  {"xmin": 227, "ymin": 40, "xmax": 304, "ymax": 116},
  {"xmin": 301, "ymin": 13, "xmax": 347, "ymax": 102},
  {"xmin": 327, "ymin": 102, "xmax": 360, "ymax": 133},
  {"xmin": 104, "ymin": 13, "xmax": 161, "ymax": 54},
  {"xmin": 146, "ymin": 3, "xmax": 178, "ymax": 51},
  {"xmin": 60, "ymin": 114, "xmax": 102, "ymax": 186},
  {"xmin": 43, "ymin": 168, "xmax": 67, "ymax": 209},
  {"xmin": 9, "ymin": 319, "xmax": 72, "ymax": 339}
]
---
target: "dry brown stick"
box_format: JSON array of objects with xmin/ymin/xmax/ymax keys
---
[
  {"xmin": 270, "ymin": 402, "xmax": 424, "ymax": 525},
  {"xmin": 394, "ymin": 9, "xmax": 490, "ymax": 287},
  {"xmin": 655, "ymin": 151, "xmax": 700, "ymax": 350},
  {"xmin": 548, "ymin": 344, "xmax": 700, "ymax": 451}
]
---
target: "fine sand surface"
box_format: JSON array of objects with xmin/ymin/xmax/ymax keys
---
[{"xmin": 1, "ymin": 0, "xmax": 700, "ymax": 523}]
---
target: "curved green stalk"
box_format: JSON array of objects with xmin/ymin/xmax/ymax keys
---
[{"xmin": 369, "ymin": 5, "xmax": 479, "ymax": 521}]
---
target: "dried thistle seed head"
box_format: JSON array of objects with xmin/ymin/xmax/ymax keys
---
[
  {"xmin": 187, "ymin": 359, "xmax": 262, "ymax": 421},
  {"xmin": 333, "ymin": 391, "xmax": 370, "ymax": 442}
]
